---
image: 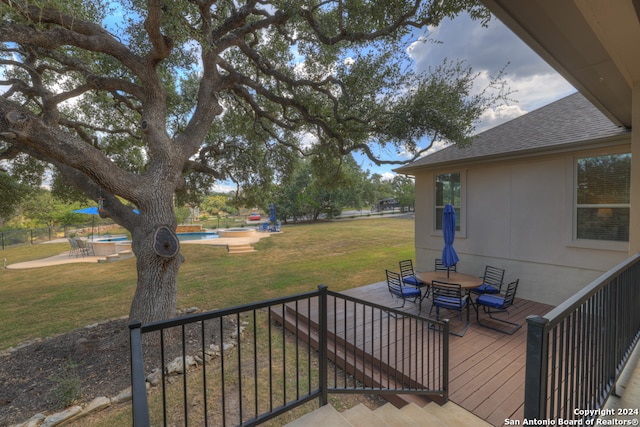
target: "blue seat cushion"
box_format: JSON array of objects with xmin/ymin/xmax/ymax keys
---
[
  {"xmin": 391, "ymin": 287, "xmax": 421, "ymax": 298},
  {"xmin": 476, "ymin": 294, "xmax": 505, "ymax": 309},
  {"xmin": 434, "ymin": 296, "xmax": 467, "ymax": 310},
  {"xmin": 472, "ymin": 283, "xmax": 500, "ymax": 294},
  {"xmin": 402, "ymin": 275, "xmax": 425, "ymax": 286}
]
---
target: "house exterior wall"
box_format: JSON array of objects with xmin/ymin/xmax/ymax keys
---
[
  {"xmin": 413, "ymin": 142, "xmax": 630, "ymax": 306},
  {"xmin": 631, "ymin": 85, "xmax": 640, "ymax": 255}
]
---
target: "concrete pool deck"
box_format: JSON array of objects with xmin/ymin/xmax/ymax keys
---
[{"xmin": 5, "ymin": 230, "xmax": 274, "ymax": 269}]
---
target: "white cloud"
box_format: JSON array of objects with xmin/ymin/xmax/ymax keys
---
[
  {"xmin": 212, "ymin": 181, "xmax": 236, "ymax": 193},
  {"xmin": 408, "ymin": 13, "xmax": 576, "ymax": 132},
  {"xmin": 380, "ymin": 171, "xmax": 396, "ymax": 181}
]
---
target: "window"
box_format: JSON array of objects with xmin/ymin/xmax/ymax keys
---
[
  {"xmin": 576, "ymin": 154, "xmax": 630, "ymax": 242},
  {"xmin": 435, "ymin": 172, "xmax": 461, "ymax": 230}
]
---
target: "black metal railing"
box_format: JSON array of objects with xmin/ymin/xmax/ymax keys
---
[
  {"xmin": 524, "ymin": 253, "xmax": 640, "ymax": 421},
  {"xmin": 129, "ymin": 285, "xmax": 448, "ymax": 426}
]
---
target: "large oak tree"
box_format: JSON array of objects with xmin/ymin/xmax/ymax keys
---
[{"xmin": 0, "ymin": 0, "xmax": 507, "ymax": 324}]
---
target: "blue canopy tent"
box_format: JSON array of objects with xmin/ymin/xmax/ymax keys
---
[
  {"xmin": 73, "ymin": 207, "xmax": 139, "ymax": 239},
  {"xmin": 441, "ymin": 204, "xmax": 459, "ymax": 278},
  {"xmin": 72, "ymin": 207, "xmax": 100, "ymax": 240}
]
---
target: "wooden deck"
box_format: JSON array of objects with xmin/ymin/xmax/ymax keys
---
[{"xmin": 276, "ymin": 281, "xmax": 554, "ymax": 427}]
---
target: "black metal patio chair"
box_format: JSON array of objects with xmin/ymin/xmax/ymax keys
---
[
  {"xmin": 398, "ymin": 259, "xmax": 426, "ymax": 286},
  {"xmin": 386, "ymin": 269, "xmax": 423, "ymax": 313},
  {"xmin": 475, "ymin": 279, "xmax": 521, "ymax": 335},
  {"xmin": 470, "ymin": 265, "xmax": 505, "ymax": 296},
  {"xmin": 429, "ymin": 281, "xmax": 470, "ymax": 337},
  {"xmin": 435, "ymin": 258, "xmax": 457, "ymax": 272},
  {"xmin": 399, "ymin": 259, "xmax": 430, "ymax": 301}
]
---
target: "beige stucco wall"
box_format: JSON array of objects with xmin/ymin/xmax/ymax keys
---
[
  {"xmin": 412, "ymin": 142, "xmax": 630, "ymax": 306},
  {"xmin": 631, "ymin": 84, "xmax": 640, "ymax": 255}
]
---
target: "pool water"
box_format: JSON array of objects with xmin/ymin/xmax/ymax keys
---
[
  {"xmin": 96, "ymin": 231, "xmax": 218, "ymax": 243},
  {"xmin": 176, "ymin": 232, "xmax": 219, "ymax": 241},
  {"xmin": 95, "ymin": 236, "xmax": 128, "ymax": 242}
]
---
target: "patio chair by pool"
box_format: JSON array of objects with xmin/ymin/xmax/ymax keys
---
[
  {"xmin": 68, "ymin": 238, "xmax": 82, "ymax": 257},
  {"xmin": 270, "ymin": 220, "xmax": 281, "ymax": 232},
  {"xmin": 74, "ymin": 237, "xmax": 94, "ymax": 256},
  {"xmin": 476, "ymin": 279, "xmax": 521, "ymax": 335},
  {"xmin": 386, "ymin": 270, "xmax": 423, "ymax": 313},
  {"xmin": 470, "ymin": 265, "xmax": 505, "ymax": 296},
  {"xmin": 430, "ymin": 281, "xmax": 470, "ymax": 337},
  {"xmin": 80, "ymin": 238, "xmax": 94, "ymax": 256}
]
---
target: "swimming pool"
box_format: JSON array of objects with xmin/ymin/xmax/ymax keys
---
[
  {"xmin": 96, "ymin": 231, "xmax": 219, "ymax": 243},
  {"xmin": 95, "ymin": 236, "xmax": 128, "ymax": 242},
  {"xmin": 176, "ymin": 232, "xmax": 219, "ymax": 241}
]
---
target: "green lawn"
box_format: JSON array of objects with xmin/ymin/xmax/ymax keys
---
[{"xmin": 0, "ymin": 217, "xmax": 415, "ymax": 351}]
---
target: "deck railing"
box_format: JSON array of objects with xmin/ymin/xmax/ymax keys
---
[
  {"xmin": 129, "ymin": 285, "xmax": 448, "ymax": 426},
  {"xmin": 524, "ymin": 253, "xmax": 640, "ymax": 421}
]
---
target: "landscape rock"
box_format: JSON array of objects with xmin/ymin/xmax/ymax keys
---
[
  {"xmin": 13, "ymin": 412, "xmax": 45, "ymax": 427},
  {"xmin": 41, "ymin": 405, "xmax": 82, "ymax": 426},
  {"xmin": 166, "ymin": 355, "xmax": 197, "ymax": 374},
  {"xmin": 146, "ymin": 369, "xmax": 161, "ymax": 386},
  {"xmin": 84, "ymin": 396, "xmax": 111, "ymax": 413},
  {"xmin": 111, "ymin": 387, "xmax": 132, "ymax": 404}
]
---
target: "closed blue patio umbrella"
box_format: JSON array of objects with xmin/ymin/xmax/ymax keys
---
[
  {"xmin": 269, "ymin": 203, "xmax": 276, "ymax": 223},
  {"xmin": 441, "ymin": 204, "xmax": 459, "ymax": 278}
]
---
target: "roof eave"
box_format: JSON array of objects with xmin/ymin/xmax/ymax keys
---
[{"xmin": 394, "ymin": 133, "xmax": 630, "ymax": 176}]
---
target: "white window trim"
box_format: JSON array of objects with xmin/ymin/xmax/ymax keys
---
[
  {"xmin": 566, "ymin": 154, "xmax": 629, "ymax": 252},
  {"xmin": 432, "ymin": 170, "xmax": 466, "ymax": 238}
]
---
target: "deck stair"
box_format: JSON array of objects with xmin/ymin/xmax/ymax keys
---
[
  {"xmin": 284, "ymin": 401, "xmax": 492, "ymax": 427},
  {"xmin": 226, "ymin": 243, "xmax": 255, "ymax": 254},
  {"xmin": 272, "ymin": 302, "xmax": 441, "ymax": 409}
]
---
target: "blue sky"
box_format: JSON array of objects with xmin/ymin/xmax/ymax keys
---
[{"xmin": 351, "ymin": 12, "xmax": 577, "ymax": 181}]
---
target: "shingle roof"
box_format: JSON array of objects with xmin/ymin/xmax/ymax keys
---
[{"xmin": 395, "ymin": 92, "xmax": 630, "ymax": 173}]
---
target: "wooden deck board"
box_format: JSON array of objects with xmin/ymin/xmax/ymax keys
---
[{"xmin": 277, "ymin": 281, "xmax": 554, "ymax": 426}]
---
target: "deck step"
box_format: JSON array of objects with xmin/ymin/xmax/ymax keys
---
[
  {"xmin": 284, "ymin": 401, "xmax": 491, "ymax": 427},
  {"xmin": 227, "ymin": 244, "xmax": 255, "ymax": 254},
  {"xmin": 284, "ymin": 404, "xmax": 352, "ymax": 427},
  {"xmin": 271, "ymin": 303, "xmax": 436, "ymax": 410}
]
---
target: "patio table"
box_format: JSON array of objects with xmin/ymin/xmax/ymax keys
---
[{"xmin": 416, "ymin": 271, "xmax": 483, "ymax": 289}]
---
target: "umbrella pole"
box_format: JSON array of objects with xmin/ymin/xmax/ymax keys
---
[{"xmin": 447, "ymin": 267, "xmax": 450, "ymax": 278}]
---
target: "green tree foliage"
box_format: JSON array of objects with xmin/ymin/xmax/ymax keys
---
[
  {"xmin": 272, "ymin": 154, "xmax": 376, "ymax": 221},
  {"xmin": 0, "ymin": 0, "xmax": 507, "ymax": 323},
  {"xmin": 201, "ymin": 194, "xmax": 236, "ymax": 217},
  {"xmin": 3, "ymin": 188, "xmax": 94, "ymax": 229},
  {"xmin": 0, "ymin": 171, "xmax": 27, "ymax": 222},
  {"xmin": 392, "ymin": 175, "xmax": 416, "ymax": 210}
]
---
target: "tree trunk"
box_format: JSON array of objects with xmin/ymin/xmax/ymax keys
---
[
  {"xmin": 127, "ymin": 202, "xmax": 184, "ymax": 324},
  {"xmin": 128, "ymin": 237, "xmax": 184, "ymax": 324}
]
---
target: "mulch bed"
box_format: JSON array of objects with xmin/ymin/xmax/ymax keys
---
[
  {"xmin": 0, "ymin": 318, "xmax": 132, "ymax": 425},
  {"xmin": 0, "ymin": 312, "xmax": 240, "ymax": 426}
]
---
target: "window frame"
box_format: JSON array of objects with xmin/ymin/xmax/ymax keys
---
[
  {"xmin": 570, "ymin": 151, "xmax": 630, "ymax": 250},
  {"xmin": 433, "ymin": 170, "xmax": 466, "ymax": 237}
]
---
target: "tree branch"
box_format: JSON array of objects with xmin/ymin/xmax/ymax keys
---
[
  {"xmin": 144, "ymin": 0, "xmax": 174, "ymax": 65},
  {"xmin": 0, "ymin": 18, "xmax": 145, "ymax": 78},
  {"xmin": 0, "ymin": 97, "xmax": 144, "ymax": 200}
]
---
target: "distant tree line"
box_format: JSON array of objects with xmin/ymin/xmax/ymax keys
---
[{"xmin": 2, "ymin": 154, "xmax": 413, "ymax": 229}]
